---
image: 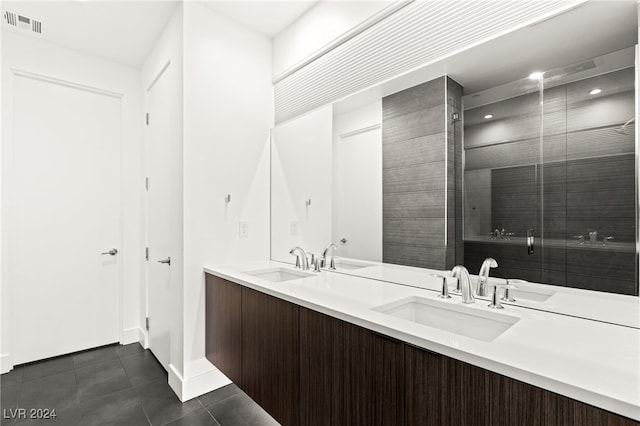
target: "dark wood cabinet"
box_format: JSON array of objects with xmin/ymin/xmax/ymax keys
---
[
  {"xmin": 299, "ymin": 307, "xmax": 405, "ymax": 426},
  {"xmin": 241, "ymin": 287, "xmax": 299, "ymax": 426},
  {"xmin": 205, "ymin": 274, "xmax": 242, "ymax": 386},
  {"xmin": 406, "ymin": 344, "xmax": 638, "ymax": 426},
  {"xmin": 405, "ymin": 344, "xmax": 491, "ymax": 426},
  {"xmin": 332, "ymin": 320, "xmax": 405, "ymax": 426},
  {"xmin": 205, "ymin": 274, "xmax": 638, "ymax": 426},
  {"xmin": 299, "ymin": 307, "xmax": 334, "ymax": 426},
  {"xmin": 492, "ymin": 371, "xmax": 638, "ymax": 426}
]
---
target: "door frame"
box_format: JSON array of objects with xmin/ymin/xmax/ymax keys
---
[{"xmin": 2, "ymin": 68, "xmax": 125, "ymax": 371}]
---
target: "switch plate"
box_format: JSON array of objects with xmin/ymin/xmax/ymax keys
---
[
  {"xmin": 239, "ymin": 221, "xmax": 249, "ymax": 239},
  {"xmin": 290, "ymin": 221, "xmax": 299, "ymax": 236}
]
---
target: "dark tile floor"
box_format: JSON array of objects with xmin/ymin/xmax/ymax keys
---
[{"xmin": 0, "ymin": 344, "xmax": 279, "ymax": 426}]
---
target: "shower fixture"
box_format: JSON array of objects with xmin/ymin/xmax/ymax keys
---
[{"xmin": 613, "ymin": 117, "xmax": 635, "ymax": 135}]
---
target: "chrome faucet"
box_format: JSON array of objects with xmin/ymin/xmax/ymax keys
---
[
  {"xmin": 451, "ymin": 265, "xmax": 474, "ymax": 304},
  {"xmin": 320, "ymin": 243, "xmax": 337, "ymax": 270},
  {"xmin": 488, "ymin": 282, "xmax": 506, "ymax": 309},
  {"xmin": 432, "ymin": 274, "xmax": 451, "ymax": 299},
  {"xmin": 289, "ymin": 246, "xmax": 310, "ymax": 271},
  {"xmin": 477, "ymin": 258, "xmax": 498, "ymax": 297}
]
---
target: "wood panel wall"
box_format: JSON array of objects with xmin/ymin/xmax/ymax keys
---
[{"xmin": 382, "ymin": 76, "xmax": 463, "ymax": 269}]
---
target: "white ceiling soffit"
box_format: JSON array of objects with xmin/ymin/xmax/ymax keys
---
[
  {"xmin": 198, "ymin": 0, "xmax": 318, "ymax": 38},
  {"xmin": 274, "ymin": 0, "xmax": 612, "ymax": 123},
  {"xmin": 1, "ymin": 1, "xmax": 179, "ymax": 68}
]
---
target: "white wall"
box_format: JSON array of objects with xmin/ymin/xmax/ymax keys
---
[
  {"xmin": 271, "ymin": 105, "xmax": 333, "ymax": 264},
  {"xmin": 332, "ymin": 101, "xmax": 382, "ymax": 261},
  {"xmin": 180, "ymin": 1, "xmax": 273, "ymax": 399},
  {"xmin": 140, "ymin": 2, "xmax": 184, "ymax": 386},
  {"xmin": 272, "ymin": 1, "xmax": 393, "ymax": 77},
  {"xmin": 1, "ymin": 30, "xmax": 143, "ymax": 372}
]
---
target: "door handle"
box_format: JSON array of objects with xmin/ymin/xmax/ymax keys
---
[
  {"xmin": 101, "ymin": 248, "xmax": 118, "ymax": 256},
  {"xmin": 158, "ymin": 257, "xmax": 171, "ymax": 265}
]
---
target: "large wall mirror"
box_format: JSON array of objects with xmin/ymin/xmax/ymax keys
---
[{"xmin": 270, "ymin": 1, "xmax": 639, "ymax": 325}]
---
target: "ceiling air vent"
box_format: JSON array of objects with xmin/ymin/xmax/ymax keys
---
[
  {"xmin": 3, "ymin": 10, "xmax": 43, "ymax": 35},
  {"xmin": 32, "ymin": 19, "xmax": 42, "ymax": 34},
  {"xmin": 3, "ymin": 11, "xmax": 17, "ymax": 26}
]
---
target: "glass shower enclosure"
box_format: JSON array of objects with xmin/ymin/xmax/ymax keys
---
[{"xmin": 463, "ymin": 48, "xmax": 637, "ymax": 295}]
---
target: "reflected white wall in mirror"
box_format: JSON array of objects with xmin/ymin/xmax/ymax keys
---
[
  {"xmin": 332, "ymin": 101, "xmax": 382, "ymax": 262},
  {"xmin": 271, "ymin": 105, "xmax": 333, "ymax": 263}
]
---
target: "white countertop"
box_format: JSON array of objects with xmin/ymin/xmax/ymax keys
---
[{"xmin": 205, "ymin": 261, "xmax": 640, "ymax": 421}]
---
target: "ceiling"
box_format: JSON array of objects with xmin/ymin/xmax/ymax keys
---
[
  {"xmin": 199, "ymin": 0, "xmax": 318, "ymax": 38},
  {"xmin": 2, "ymin": 0, "xmax": 179, "ymax": 68},
  {"xmin": 1, "ymin": 0, "xmax": 318, "ymax": 68}
]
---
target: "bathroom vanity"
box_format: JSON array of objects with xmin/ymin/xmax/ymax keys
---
[{"xmin": 204, "ymin": 262, "xmax": 640, "ymax": 426}]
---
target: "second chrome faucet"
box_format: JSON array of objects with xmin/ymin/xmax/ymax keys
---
[
  {"xmin": 449, "ymin": 257, "xmax": 505, "ymax": 308},
  {"xmin": 290, "ymin": 243, "xmax": 338, "ymax": 272},
  {"xmin": 477, "ymin": 257, "xmax": 498, "ymax": 297}
]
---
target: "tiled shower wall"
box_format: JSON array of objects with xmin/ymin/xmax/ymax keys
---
[
  {"xmin": 382, "ymin": 76, "xmax": 463, "ymax": 269},
  {"xmin": 463, "ymin": 67, "xmax": 636, "ymax": 295}
]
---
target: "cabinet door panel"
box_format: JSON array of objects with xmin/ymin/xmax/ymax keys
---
[
  {"xmin": 405, "ymin": 345, "xmax": 445, "ymax": 426},
  {"xmin": 299, "ymin": 308, "xmax": 334, "ymax": 426},
  {"xmin": 490, "ymin": 372, "xmax": 639, "ymax": 426},
  {"xmin": 407, "ymin": 343, "xmax": 638, "ymax": 426},
  {"xmin": 333, "ymin": 322, "xmax": 405, "ymax": 426},
  {"xmin": 445, "ymin": 357, "xmax": 492, "ymax": 426},
  {"xmin": 205, "ymin": 274, "xmax": 242, "ymax": 385},
  {"xmin": 241, "ymin": 287, "xmax": 299, "ymax": 426},
  {"xmin": 300, "ymin": 307, "xmax": 404, "ymax": 426}
]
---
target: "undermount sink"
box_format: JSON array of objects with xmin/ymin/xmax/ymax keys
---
[
  {"xmin": 333, "ymin": 258, "xmax": 375, "ymax": 270},
  {"xmin": 509, "ymin": 281, "xmax": 555, "ymax": 302},
  {"xmin": 245, "ymin": 267, "xmax": 315, "ymax": 283},
  {"xmin": 373, "ymin": 296, "xmax": 519, "ymax": 342}
]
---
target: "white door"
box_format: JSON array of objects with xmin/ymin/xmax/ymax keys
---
[
  {"xmin": 146, "ymin": 63, "xmax": 180, "ymax": 370},
  {"xmin": 10, "ymin": 74, "xmax": 121, "ymax": 364},
  {"xmin": 336, "ymin": 128, "xmax": 383, "ymax": 261}
]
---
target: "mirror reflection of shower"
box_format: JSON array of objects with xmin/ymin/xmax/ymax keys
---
[
  {"xmin": 462, "ymin": 47, "xmax": 637, "ymax": 295},
  {"xmin": 613, "ymin": 117, "xmax": 635, "ymax": 135}
]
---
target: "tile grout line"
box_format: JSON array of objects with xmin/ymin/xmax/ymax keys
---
[
  {"xmin": 200, "ymin": 390, "xmax": 241, "ymax": 411},
  {"xmin": 116, "ymin": 348, "xmax": 153, "ymax": 426},
  {"xmin": 196, "ymin": 398, "xmax": 221, "ymax": 426}
]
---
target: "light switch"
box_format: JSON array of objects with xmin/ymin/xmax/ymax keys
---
[
  {"xmin": 239, "ymin": 221, "xmax": 249, "ymax": 239},
  {"xmin": 290, "ymin": 221, "xmax": 299, "ymax": 236}
]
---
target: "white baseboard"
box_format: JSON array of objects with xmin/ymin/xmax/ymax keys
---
[
  {"xmin": 0, "ymin": 353, "xmax": 12, "ymax": 374},
  {"xmin": 138, "ymin": 328, "xmax": 149, "ymax": 349},
  {"xmin": 168, "ymin": 358, "xmax": 231, "ymax": 402},
  {"xmin": 120, "ymin": 327, "xmax": 142, "ymax": 345},
  {"xmin": 1, "ymin": 330, "xmax": 148, "ymax": 375}
]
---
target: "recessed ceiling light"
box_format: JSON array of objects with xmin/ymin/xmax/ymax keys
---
[
  {"xmin": 589, "ymin": 88, "xmax": 602, "ymax": 95},
  {"xmin": 528, "ymin": 71, "xmax": 544, "ymax": 80},
  {"xmin": 484, "ymin": 114, "xmax": 494, "ymax": 119}
]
